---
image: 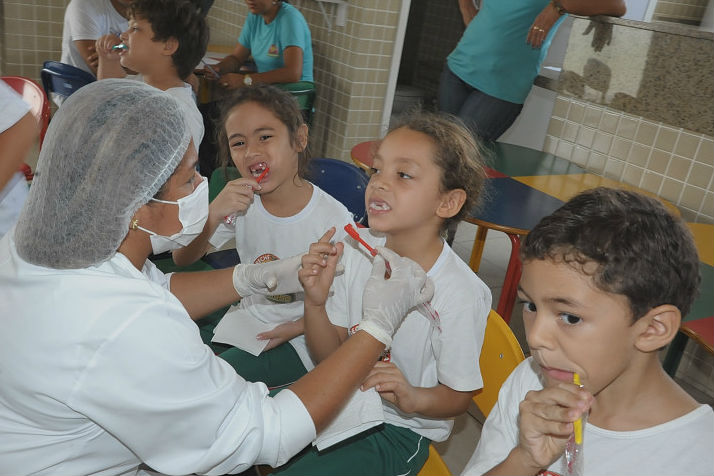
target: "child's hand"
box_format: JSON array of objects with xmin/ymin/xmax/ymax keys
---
[
  {"xmin": 210, "ymin": 177, "xmax": 260, "ymax": 224},
  {"xmin": 516, "ymin": 382, "xmax": 593, "ymax": 470},
  {"xmin": 257, "ymin": 319, "xmax": 304, "ymax": 350},
  {"xmin": 361, "ymin": 361, "xmax": 422, "ymax": 414},
  {"xmin": 299, "ymin": 227, "xmax": 344, "ymax": 308},
  {"xmin": 95, "ymin": 34, "xmax": 122, "ymax": 61}
]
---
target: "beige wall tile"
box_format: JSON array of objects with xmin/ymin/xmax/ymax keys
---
[
  {"xmin": 552, "ymin": 96, "xmax": 570, "ymax": 118},
  {"xmin": 696, "ymin": 138, "xmax": 713, "ymax": 164},
  {"xmin": 667, "ymin": 156, "xmax": 692, "ymax": 182},
  {"xmin": 655, "ymin": 126, "xmax": 679, "ymax": 153},
  {"xmin": 635, "ymin": 121, "xmax": 658, "ymax": 145},
  {"xmin": 576, "ymin": 126, "xmax": 595, "ymax": 148},
  {"xmin": 600, "ymin": 111, "xmax": 619, "ymax": 135},
  {"xmin": 617, "ymin": 115, "xmax": 638, "ymax": 140},
  {"xmin": 543, "ymin": 136, "xmax": 558, "ymax": 155},
  {"xmin": 592, "ymin": 131, "xmax": 613, "ymax": 155},
  {"xmin": 547, "ymin": 118, "xmax": 564, "ymax": 137},
  {"xmin": 622, "ymin": 164, "xmax": 644, "ymax": 186},
  {"xmin": 649, "ymin": 149, "xmax": 671, "ymax": 174},
  {"xmin": 556, "ymin": 140, "xmax": 574, "ymax": 160},
  {"xmin": 610, "ymin": 137, "xmax": 631, "ymax": 161},
  {"xmin": 567, "ymin": 102, "xmax": 585, "ymax": 123},
  {"xmin": 628, "ymin": 142, "xmax": 651, "ymax": 167},
  {"xmin": 688, "ymin": 161, "xmax": 713, "ymax": 189},
  {"xmin": 640, "ymin": 171, "xmax": 663, "ymax": 194},
  {"xmin": 680, "ymin": 185, "xmax": 706, "ymax": 213},
  {"xmin": 561, "ymin": 121, "xmax": 578, "ymax": 143},
  {"xmin": 603, "ymin": 158, "xmax": 625, "ymax": 180},
  {"xmin": 675, "ymin": 132, "xmax": 701, "ymax": 158},
  {"xmin": 587, "ymin": 151, "xmax": 607, "ymax": 173},
  {"xmin": 660, "ymin": 178, "xmax": 684, "ymax": 203},
  {"xmin": 571, "ymin": 146, "xmax": 589, "ymax": 167},
  {"xmin": 701, "ymin": 192, "xmax": 714, "ymax": 218},
  {"xmin": 583, "ymin": 105, "xmax": 602, "ymax": 128}
]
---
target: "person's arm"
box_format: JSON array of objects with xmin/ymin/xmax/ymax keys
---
[
  {"xmin": 0, "ymin": 111, "xmax": 37, "ymax": 190},
  {"xmin": 527, "ymin": 0, "xmax": 626, "ymax": 48},
  {"xmin": 558, "ymin": 0, "xmax": 626, "ymax": 17},
  {"xmin": 208, "ymin": 43, "xmax": 252, "ymax": 78},
  {"xmin": 458, "ymin": 0, "xmax": 479, "ymax": 26},
  {"xmin": 95, "ymin": 34, "xmax": 126, "ymax": 80},
  {"xmin": 172, "ymin": 176, "xmax": 259, "ymax": 266},
  {"xmin": 300, "ymin": 228, "xmax": 349, "ymax": 362},
  {"xmin": 73, "ymin": 39, "xmax": 100, "ymax": 76},
  {"xmin": 217, "ymin": 46, "xmax": 304, "ymax": 89},
  {"xmin": 361, "ymin": 362, "xmax": 474, "ymax": 418}
]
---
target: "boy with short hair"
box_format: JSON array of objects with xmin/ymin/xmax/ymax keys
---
[
  {"xmin": 95, "ymin": 0, "xmax": 208, "ymax": 149},
  {"xmin": 463, "ymin": 187, "xmax": 713, "ymax": 476}
]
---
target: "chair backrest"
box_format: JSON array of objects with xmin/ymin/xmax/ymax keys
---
[
  {"xmin": 40, "ymin": 60, "xmax": 96, "ymax": 101},
  {"xmin": 1, "ymin": 76, "xmax": 51, "ymax": 150},
  {"xmin": 307, "ymin": 158, "xmax": 369, "ymax": 225},
  {"xmin": 275, "ymin": 81, "xmax": 316, "ymax": 127},
  {"xmin": 473, "ymin": 309, "xmax": 526, "ymax": 417}
]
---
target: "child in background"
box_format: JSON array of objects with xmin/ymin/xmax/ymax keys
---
[
  {"xmin": 172, "ymin": 84, "xmax": 355, "ymax": 388},
  {"xmin": 462, "ymin": 187, "xmax": 713, "ymax": 476},
  {"xmin": 280, "ymin": 113, "xmax": 492, "ymax": 475},
  {"xmin": 94, "ymin": 0, "xmax": 208, "ymax": 148}
]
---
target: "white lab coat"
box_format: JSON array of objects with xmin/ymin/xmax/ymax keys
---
[{"xmin": 0, "ymin": 231, "xmax": 315, "ymax": 476}]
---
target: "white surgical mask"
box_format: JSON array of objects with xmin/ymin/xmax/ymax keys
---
[{"xmin": 137, "ymin": 177, "xmax": 209, "ymax": 254}]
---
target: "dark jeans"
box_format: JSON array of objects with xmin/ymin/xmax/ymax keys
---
[{"xmin": 438, "ymin": 65, "xmax": 523, "ymax": 142}]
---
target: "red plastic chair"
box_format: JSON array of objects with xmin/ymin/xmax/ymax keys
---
[
  {"xmin": 1, "ymin": 76, "xmax": 50, "ymax": 150},
  {"xmin": 2, "ymin": 76, "xmax": 51, "ymax": 182}
]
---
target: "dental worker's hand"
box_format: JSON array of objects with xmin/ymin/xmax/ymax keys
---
[
  {"xmin": 358, "ymin": 247, "xmax": 434, "ymax": 346},
  {"xmin": 232, "ymin": 254, "xmax": 303, "ymax": 299}
]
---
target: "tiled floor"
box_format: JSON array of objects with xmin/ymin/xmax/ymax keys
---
[{"xmin": 438, "ymin": 220, "xmax": 714, "ymax": 475}]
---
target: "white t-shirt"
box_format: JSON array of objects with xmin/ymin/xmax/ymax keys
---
[
  {"xmin": 0, "ymin": 82, "xmax": 31, "ymax": 238},
  {"xmin": 61, "ymin": 0, "xmax": 128, "ymax": 75},
  {"xmin": 332, "ymin": 228, "xmax": 492, "ymax": 442},
  {"xmin": 0, "ymin": 233, "xmax": 315, "ymax": 476},
  {"xmin": 462, "ymin": 357, "xmax": 714, "ymax": 476},
  {"xmin": 165, "ymin": 83, "xmax": 204, "ymax": 149},
  {"xmin": 210, "ymin": 184, "xmax": 356, "ymax": 371}
]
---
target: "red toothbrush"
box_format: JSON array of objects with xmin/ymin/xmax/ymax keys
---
[
  {"xmin": 343, "ymin": 223, "xmax": 442, "ymax": 332},
  {"xmin": 224, "ymin": 166, "xmax": 269, "ymax": 225}
]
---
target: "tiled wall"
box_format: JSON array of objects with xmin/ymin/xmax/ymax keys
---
[
  {"xmin": 206, "ymin": 0, "xmax": 402, "ymax": 161},
  {"xmin": 545, "ymin": 97, "xmax": 714, "ymax": 223},
  {"xmin": 652, "ymin": 0, "xmax": 708, "ymax": 25},
  {"xmin": 0, "ymin": 1, "xmax": 69, "ymax": 82}
]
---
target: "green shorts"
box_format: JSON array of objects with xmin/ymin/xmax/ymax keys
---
[
  {"xmin": 271, "ymin": 423, "xmax": 430, "ymax": 476},
  {"xmin": 217, "ymin": 342, "xmax": 308, "ymax": 388}
]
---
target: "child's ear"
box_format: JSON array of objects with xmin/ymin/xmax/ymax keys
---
[
  {"xmin": 634, "ymin": 304, "xmax": 681, "ymax": 352},
  {"xmin": 163, "ymin": 37, "xmax": 179, "ymax": 56},
  {"xmin": 436, "ymin": 189, "xmax": 466, "ymax": 219},
  {"xmin": 294, "ymin": 123, "xmax": 309, "ymax": 151}
]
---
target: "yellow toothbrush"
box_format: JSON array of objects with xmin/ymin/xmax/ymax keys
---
[{"xmin": 573, "ymin": 373, "xmax": 583, "ymax": 444}]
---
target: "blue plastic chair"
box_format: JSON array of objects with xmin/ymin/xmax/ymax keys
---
[
  {"xmin": 40, "ymin": 60, "xmax": 96, "ymax": 103},
  {"xmin": 307, "ymin": 158, "xmax": 370, "ymax": 225}
]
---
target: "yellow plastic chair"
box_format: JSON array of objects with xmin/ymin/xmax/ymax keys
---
[{"xmin": 417, "ymin": 310, "xmax": 525, "ymax": 475}]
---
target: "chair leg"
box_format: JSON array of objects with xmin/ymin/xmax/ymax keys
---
[
  {"xmin": 496, "ymin": 234, "xmax": 522, "ymax": 325},
  {"xmin": 468, "ymin": 226, "xmax": 489, "ymax": 273}
]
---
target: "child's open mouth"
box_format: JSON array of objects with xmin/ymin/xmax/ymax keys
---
[
  {"xmin": 249, "ymin": 162, "xmax": 268, "ymax": 179},
  {"xmin": 368, "ymin": 199, "xmax": 391, "ymax": 212}
]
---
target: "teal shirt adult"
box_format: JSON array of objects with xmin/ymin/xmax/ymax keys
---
[
  {"xmin": 447, "ymin": 0, "xmax": 565, "ymax": 104},
  {"xmin": 238, "ymin": 2, "xmax": 314, "ymax": 83}
]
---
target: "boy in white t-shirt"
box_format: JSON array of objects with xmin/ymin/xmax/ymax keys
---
[
  {"xmin": 95, "ymin": 0, "xmax": 207, "ymax": 148},
  {"xmin": 463, "ymin": 187, "xmax": 713, "ymax": 476}
]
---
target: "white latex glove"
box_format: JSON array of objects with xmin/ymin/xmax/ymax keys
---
[
  {"xmin": 232, "ymin": 254, "xmax": 303, "ymax": 298},
  {"xmin": 359, "ymin": 247, "xmax": 435, "ymax": 346}
]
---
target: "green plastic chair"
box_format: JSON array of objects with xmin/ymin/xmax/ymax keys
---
[
  {"xmin": 209, "ymin": 166, "xmax": 241, "ymax": 202},
  {"xmin": 275, "ymin": 81, "xmax": 316, "ymax": 127}
]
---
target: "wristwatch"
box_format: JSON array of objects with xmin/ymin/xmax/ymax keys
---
[{"xmin": 243, "ymin": 74, "xmax": 253, "ymax": 86}]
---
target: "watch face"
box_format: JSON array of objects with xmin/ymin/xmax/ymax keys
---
[{"xmin": 244, "ymin": 75, "xmax": 253, "ymax": 86}]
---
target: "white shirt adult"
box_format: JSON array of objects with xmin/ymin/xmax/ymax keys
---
[
  {"xmin": 462, "ymin": 357, "xmax": 714, "ymax": 476},
  {"xmin": 0, "ymin": 82, "xmax": 31, "ymax": 238},
  {"xmin": 61, "ymin": 0, "xmax": 129, "ymax": 76},
  {"xmin": 0, "ymin": 233, "xmax": 315, "ymax": 475}
]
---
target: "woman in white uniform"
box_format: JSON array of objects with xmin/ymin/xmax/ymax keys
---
[{"xmin": 0, "ymin": 79, "xmax": 433, "ymax": 476}]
